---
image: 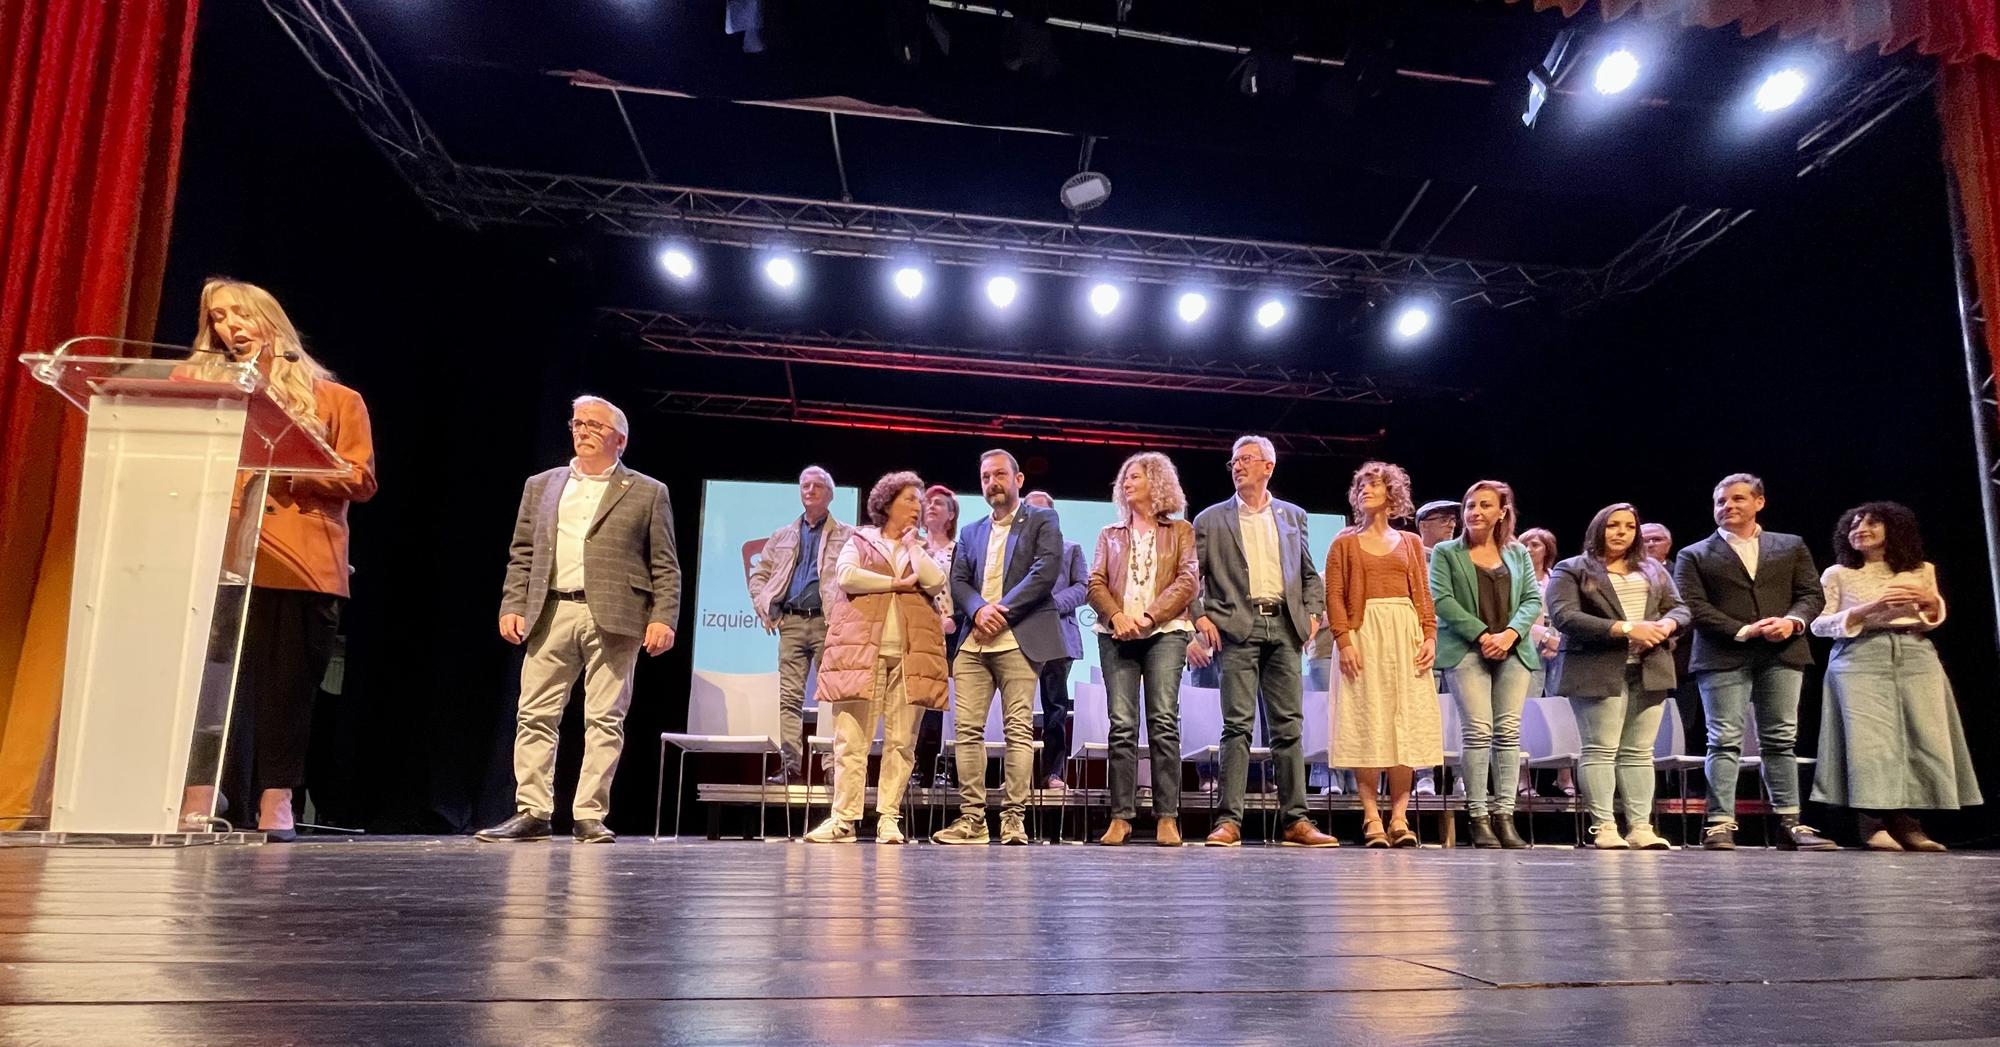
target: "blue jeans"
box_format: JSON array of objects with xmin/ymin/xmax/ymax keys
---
[
  {"xmin": 1218, "ymin": 614, "xmax": 1308, "ymax": 828},
  {"xmin": 1570, "ymin": 668, "xmax": 1667, "ymax": 829},
  {"xmin": 1699, "ymin": 661, "xmax": 1805, "ymax": 820},
  {"xmin": 1448, "ymin": 652, "xmax": 1531, "ymax": 817},
  {"xmin": 1099, "ymin": 631, "xmax": 1189, "ymax": 819}
]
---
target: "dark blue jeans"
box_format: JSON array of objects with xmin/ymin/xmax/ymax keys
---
[
  {"xmin": 1099, "ymin": 631, "xmax": 1189, "ymax": 819},
  {"xmin": 1036, "ymin": 657, "xmax": 1074, "ymax": 780},
  {"xmin": 1218, "ymin": 614, "xmax": 1308, "ymax": 829}
]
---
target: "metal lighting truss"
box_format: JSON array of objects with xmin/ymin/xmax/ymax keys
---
[
  {"xmin": 601, "ymin": 309, "xmax": 1411, "ymax": 405},
  {"xmin": 642, "ymin": 390, "xmax": 1380, "ymax": 455},
  {"xmin": 264, "ymin": 0, "xmax": 1929, "ymax": 312}
]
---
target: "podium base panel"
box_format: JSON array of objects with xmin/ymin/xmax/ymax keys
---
[{"xmin": 0, "ymin": 830, "xmax": 266, "ymax": 848}]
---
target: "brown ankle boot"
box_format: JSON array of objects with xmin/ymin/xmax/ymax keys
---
[
  {"xmin": 1156, "ymin": 817, "xmax": 1182, "ymax": 847},
  {"xmin": 1098, "ymin": 818, "xmax": 1132, "ymax": 846}
]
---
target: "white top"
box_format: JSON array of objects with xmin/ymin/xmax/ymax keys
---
[
  {"xmin": 1810, "ymin": 561, "xmax": 1946, "ymax": 639},
  {"xmin": 959, "ymin": 508, "xmax": 1020, "ymax": 654},
  {"xmin": 1607, "ymin": 568, "xmax": 1651, "ymax": 664},
  {"xmin": 836, "ymin": 526, "xmax": 946, "ymax": 658},
  {"xmin": 1094, "ymin": 526, "xmax": 1192, "ymax": 638},
  {"xmin": 552, "ymin": 458, "xmax": 616, "ymax": 592},
  {"xmin": 924, "ymin": 539, "xmax": 955, "ymax": 617},
  {"xmin": 1238, "ymin": 498, "xmax": 1284, "ymax": 602},
  {"xmin": 1720, "ymin": 526, "xmax": 1762, "ymax": 579}
]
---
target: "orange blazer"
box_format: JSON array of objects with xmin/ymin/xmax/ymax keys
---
[
  {"xmin": 1323, "ymin": 528, "xmax": 1437, "ymax": 650},
  {"xmin": 253, "ymin": 380, "xmax": 377, "ymax": 597}
]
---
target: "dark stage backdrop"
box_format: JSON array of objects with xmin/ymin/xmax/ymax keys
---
[{"xmin": 159, "ymin": 9, "xmax": 1998, "ymax": 841}]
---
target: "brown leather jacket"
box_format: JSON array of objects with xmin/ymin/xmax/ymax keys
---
[{"xmin": 1086, "ymin": 519, "xmax": 1200, "ymax": 628}]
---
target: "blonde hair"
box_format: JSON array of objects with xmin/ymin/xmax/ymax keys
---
[
  {"xmin": 1347, "ymin": 460, "xmax": 1415, "ymax": 522},
  {"xmin": 1111, "ymin": 452, "xmax": 1187, "ymax": 524},
  {"xmin": 193, "ymin": 278, "xmax": 331, "ymax": 437},
  {"xmin": 1462, "ymin": 479, "xmax": 1518, "ymax": 547}
]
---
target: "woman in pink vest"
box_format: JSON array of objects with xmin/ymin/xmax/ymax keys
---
[{"xmin": 805, "ymin": 472, "xmax": 951, "ymax": 843}]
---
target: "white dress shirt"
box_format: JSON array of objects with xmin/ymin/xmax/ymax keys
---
[
  {"xmin": 553, "ymin": 458, "xmax": 615, "ymax": 592},
  {"xmin": 960, "ymin": 508, "xmax": 1020, "ymax": 654},
  {"xmin": 1238, "ymin": 497, "xmax": 1284, "ymax": 602}
]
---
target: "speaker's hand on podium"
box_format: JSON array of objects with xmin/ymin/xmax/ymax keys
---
[{"xmin": 499, "ymin": 614, "xmax": 526, "ymax": 645}]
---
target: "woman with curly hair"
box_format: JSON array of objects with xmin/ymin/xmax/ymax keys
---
[
  {"xmin": 1810, "ymin": 501, "xmax": 1982, "ymax": 850},
  {"xmin": 1325, "ymin": 461, "xmax": 1440, "ymax": 848},
  {"xmin": 1086, "ymin": 452, "xmax": 1200, "ymax": 845},
  {"xmin": 805, "ymin": 472, "xmax": 950, "ymax": 844}
]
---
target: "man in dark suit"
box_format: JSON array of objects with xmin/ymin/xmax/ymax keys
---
[
  {"xmin": 481, "ymin": 396, "xmax": 681, "ymax": 844},
  {"xmin": 934, "ymin": 450, "xmax": 1065, "ymax": 845},
  {"xmin": 1190, "ymin": 435, "xmax": 1338, "ymax": 847},
  {"xmin": 1673, "ymin": 473, "xmax": 1832, "ymax": 851},
  {"xmin": 1024, "ymin": 491, "xmax": 1088, "ymax": 791}
]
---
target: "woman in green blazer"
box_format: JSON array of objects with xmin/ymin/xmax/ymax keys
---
[{"xmin": 1428, "ymin": 481, "xmax": 1542, "ymax": 848}]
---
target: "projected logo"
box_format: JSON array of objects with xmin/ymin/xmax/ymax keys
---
[{"xmin": 742, "ymin": 538, "xmax": 768, "ymax": 580}]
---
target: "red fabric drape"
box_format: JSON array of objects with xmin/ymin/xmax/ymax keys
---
[
  {"xmin": 0, "ymin": 0, "xmax": 199, "ymax": 826},
  {"xmin": 1941, "ymin": 56, "xmax": 2000, "ymax": 420},
  {"xmin": 1509, "ymin": 0, "xmax": 2000, "ymax": 62}
]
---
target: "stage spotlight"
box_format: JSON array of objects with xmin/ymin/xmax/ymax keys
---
[
  {"xmin": 659, "ymin": 247, "xmax": 694, "ymax": 282},
  {"xmin": 892, "ymin": 265, "xmax": 926, "ymax": 299},
  {"xmin": 1088, "ymin": 282, "xmax": 1121, "ymax": 317},
  {"xmin": 1255, "ymin": 298, "xmax": 1287, "ymax": 330},
  {"xmin": 1391, "ymin": 302, "xmax": 1434, "ymax": 341},
  {"xmin": 1593, "ymin": 49, "xmax": 1640, "ymax": 95},
  {"xmin": 985, "ymin": 275, "xmax": 1020, "ymax": 309},
  {"xmin": 1753, "ymin": 68, "xmax": 1809, "ymax": 113},
  {"xmin": 763, "ymin": 255, "xmax": 799, "ymax": 289},
  {"xmin": 1176, "ymin": 291, "xmax": 1209, "ymax": 324}
]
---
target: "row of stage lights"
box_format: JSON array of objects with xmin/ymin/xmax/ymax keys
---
[
  {"xmin": 657, "ymin": 247, "xmax": 1440, "ymax": 343},
  {"xmin": 1587, "ymin": 49, "xmax": 1807, "ymax": 111}
]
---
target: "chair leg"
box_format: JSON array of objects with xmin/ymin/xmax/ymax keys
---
[
  {"xmin": 759, "ymin": 752, "xmax": 770, "ymax": 841},
  {"xmin": 654, "ymin": 736, "xmax": 667, "ymax": 841},
  {"xmin": 671, "ymin": 749, "xmax": 689, "ymax": 841}
]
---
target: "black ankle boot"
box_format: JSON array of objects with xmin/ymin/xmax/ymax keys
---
[
  {"xmin": 1468, "ymin": 815, "xmax": 1501, "ymax": 848},
  {"xmin": 1491, "ymin": 813, "xmax": 1529, "ymax": 849}
]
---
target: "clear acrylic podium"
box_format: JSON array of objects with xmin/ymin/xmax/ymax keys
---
[{"xmin": 7, "ymin": 338, "xmax": 347, "ymax": 845}]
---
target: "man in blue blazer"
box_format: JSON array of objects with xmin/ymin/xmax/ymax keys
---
[
  {"xmin": 1191, "ymin": 436, "xmax": 1338, "ymax": 847},
  {"xmin": 934, "ymin": 450, "xmax": 1066, "ymax": 845},
  {"xmin": 1673, "ymin": 473, "xmax": 1832, "ymax": 851},
  {"xmin": 1025, "ymin": 491, "xmax": 1088, "ymax": 791}
]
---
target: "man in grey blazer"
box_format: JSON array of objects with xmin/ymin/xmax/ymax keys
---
[
  {"xmin": 1673, "ymin": 473, "xmax": 1832, "ymax": 851},
  {"xmin": 1191, "ymin": 436, "xmax": 1338, "ymax": 847},
  {"xmin": 479, "ymin": 395, "xmax": 681, "ymax": 844},
  {"xmin": 1025, "ymin": 491, "xmax": 1088, "ymax": 791},
  {"xmin": 933, "ymin": 450, "xmax": 1064, "ymax": 845}
]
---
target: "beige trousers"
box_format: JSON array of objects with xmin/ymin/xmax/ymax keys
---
[
  {"xmin": 515, "ymin": 597, "xmax": 640, "ymax": 820},
  {"xmin": 829, "ymin": 655, "xmax": 921, "ymax": 823}
]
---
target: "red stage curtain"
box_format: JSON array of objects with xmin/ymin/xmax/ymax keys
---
[
  {"xmin": 1508, "ymin": 0, "xmax": 2000, "ymax": 62},
  {"xmin": 1941, "ymin": 56, "xmax": 2000, "ymax": 418},
  {"xmin": 0, "ymin": 0, "xmax": 199, "ymax": 826}
]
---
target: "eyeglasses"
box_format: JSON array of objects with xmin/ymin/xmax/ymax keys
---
[
  {"xmin": 567, "ymin": 419, "xmax": 618, "ymax": 436},
  {"xmin": 1228, "ymin": 454, "xmax": 1268, "ymax": 468}
]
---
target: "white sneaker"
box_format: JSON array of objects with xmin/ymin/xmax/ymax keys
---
[
  {"xmin": 1625, "ymin": 824, "xmax": 1671, "ymax": 850},
  {"xmin": 1414, "ymin": 775, "xmax": 1437, "ymax": 796},
  {"xmin": 1591, "ymin": 823, "xmax": 1629, "ymax": 849},
  {"xmin": 876, "ymin": 816, "xmax": 906, "ymax": 845},
  {"xmin": 805, "ymin": 817, "xmax": 856, "ymax": 844}
]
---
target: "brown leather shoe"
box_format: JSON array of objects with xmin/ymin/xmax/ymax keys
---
[
  {"xmin": 1204, "ymin": 821, "xmax": 1242, "ymax": 847},
  {"xmin": 1098, "ymin": 818, "xmax": 1132, "ymax": 846},
  {"xmin": 1156, "ymin": 817, "xmax": 1182, "ymax": 847},
  {"xmin": 1281, "ymin": 818, "xmax": 1340, "ymax": 848}
]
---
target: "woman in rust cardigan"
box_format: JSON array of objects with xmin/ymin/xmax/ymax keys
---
[
  {"xmin": 182, "ymin": 278, "xmax": 377, "ymax": 841},
  {"xmin": 805, "ymin": 472, "xmax": 950, "ymax": 844},
  {"xmin": 1086, "ymin": 452, "xmax": 1201, "ymax": 846},
  {"xmin": 1325, "ymin": 461, "xmax": 1440, "ymax": 847}
]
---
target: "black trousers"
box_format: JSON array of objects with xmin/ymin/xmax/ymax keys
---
[
  {"xmin": 1037, "ymin": 656, "xmax": 1074, "ymax": 780},
  {"xmin": 914, "ymin": 626, "xmax": 961, "ymax": 780},
  {"xmin": 215, "ymin": 587, "xmax": 342, "ymax": 812}
]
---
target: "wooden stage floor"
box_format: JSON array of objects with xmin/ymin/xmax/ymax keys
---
[{"xmin": 1, "ymin": 837, "xmax": 1997, "ymax": 1045}]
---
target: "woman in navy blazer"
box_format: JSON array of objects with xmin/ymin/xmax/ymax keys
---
[
  {"xmin": 1428, "ymin": 481, "xmax": 1541, "ymax": 849},
  {"xmin": 1546, "ymin": 503, "xmax": 1691, "ymax": 850}
]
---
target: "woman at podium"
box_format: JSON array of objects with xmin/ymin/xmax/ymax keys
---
[{"xmin": 180, "ymin": 278, "xmax": 377, "ymax": 840}]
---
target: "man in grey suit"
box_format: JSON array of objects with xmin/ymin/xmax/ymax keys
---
[
  {"xmin": 479, "ymin": 395, "xmax": 681, "ymax": 844},
  {"xmin": 1192, "ymin": 435, "xmax": 1338, "ymax": 847},
  {"xmin": 933, "ymin": 450, "xmax": 1064, "ymax": 845},
  {"xmin": 1025, "ymin": 491, "xmax": 1088, "ymax": 791},
  {"xmin": 1673, "ymin": 472, "xmax": 1832, "ymax": 851}
]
